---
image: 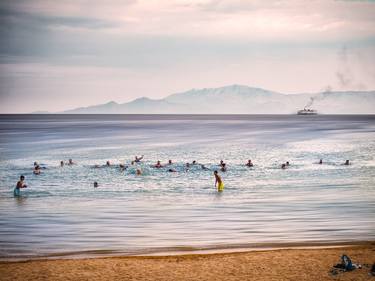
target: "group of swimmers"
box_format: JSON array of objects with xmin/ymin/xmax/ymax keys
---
[{"xmin": 15, "ymin": 156, "xmax": 352, "ymax": 196}]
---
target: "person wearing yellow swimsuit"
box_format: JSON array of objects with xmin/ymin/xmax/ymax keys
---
[{"xmin": 214, "ymin": 170, "xmax": 224, "ymax": 192}]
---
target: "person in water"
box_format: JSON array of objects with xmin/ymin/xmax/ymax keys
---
[
  {"xmin": 60, "ymin": 161, "xmax": 64, "ymax": 167},
  {"xmin": 286, "ymin": 161, "xmax": 290, "ymax": 166},
  {"xmin": 168, "ymin": 160, "xmax": 173, "ymax": 165},
  {"xmin": 201, "ymin": 164, "xmax": 209, "ymax": 170},
  {"xmin": 68, "ymin": 159, "xmax": 75, "ymax": 165},
  {"xmin": 246, "ymin": 160, "xmax": 254, "ymax": 167},
  {"xmin": 154, "ymin": 161, "xmax": 162, "ymax": 168},
  {"xmin": 33, "ymin": 165, "xmax": 41, "ymax": 175},
  {"xmin": 214, "ymin": 171, "xmax": 224, "ymax": 192},
  {"xmin": 119, "ymin": 164, "xmax": 128, "ymax": 170},
  {"xmin": 220, "ymin": 163, "xmax": 227, "ymax": 172},
  {"xmin": 14, "ymin": 175, "xmax": 27, "ymax": 196},
  {"xmin": 168, "ymin": 168, "xmax": 177, "ymax": 172},
  {"xmin": 219, "ymin": 160, "xmax": 225, "ymax": 167},
  {"xmin": 106, "ymin": 161, "xmax": 111, "ymax": 166},
  {"xmin": 344, "ymin": 160, "xmax": 350, "ymax": 165},
  {"xmin": 94, "ymin": 181, "xmax": 98, "ymax": 188},
  {"xmin": 319, "ymin": 159, "xmax": 323, "ymax": 164},
  {"xmin": 192, "ymin": 160, "xmax": 197, "ymax": 165},
  {"xmin": 135, "ymin": 155, "xmax": 144, "ymax": 163},
  {"xmin": 136, "ymin": 168, "xmax": 142, "ymax": 175},
  {"xmin": 281, "ymin": 163, "xmax": 286, "ymax": 169}
]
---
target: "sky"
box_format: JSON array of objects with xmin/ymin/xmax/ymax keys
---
[{"xmin": 0, "ymin": 0, "xmax": 375, "ymax": 113}]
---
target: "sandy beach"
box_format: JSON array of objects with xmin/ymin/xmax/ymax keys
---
[{"xmin": 1, "ymin": 243, "xmax": 374, "ymax": 281}]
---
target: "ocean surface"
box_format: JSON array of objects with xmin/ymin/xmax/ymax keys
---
[{"xmin": 0, "ymin": 114, "xmax": 374, "ymax": 260}]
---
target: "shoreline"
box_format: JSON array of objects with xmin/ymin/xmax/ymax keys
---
[
  {"xmin": 1, "ymin": 242, "xmax": 374, "ymax": 281},
  {"xmin": 1, "ymin": 240, "xmax": 373, "ymax": 262}
]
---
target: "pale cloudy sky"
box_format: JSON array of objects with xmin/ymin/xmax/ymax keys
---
[{"xmin": 0, "ymin": 0, "xmax": 374, "ymax": 113}]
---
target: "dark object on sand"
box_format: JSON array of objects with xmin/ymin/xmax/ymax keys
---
[
  {"xmin": 370, "ymin": 263, "xmax": 375, "ymax": 276},
  {"xmin": 331, "ymin": 254, "xmax": 361, "ymax": 275}
]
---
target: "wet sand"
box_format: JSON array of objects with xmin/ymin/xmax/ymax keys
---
[{"xmin": 0, "ymin": 243, "xmax": 374, "ymax": 281}]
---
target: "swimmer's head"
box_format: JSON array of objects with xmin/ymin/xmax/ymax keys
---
[
  {"xmin": 20, "ymin": 175, "xmax": 25, "ymax": 180},
  {"xmin": 94, "ymin": 181, "xmax": 98, "ymax": 188},
  {"xmin": 168, "ymin": 160, "xmax": 172, "ymax": 164},
  {"xmin": 319, "ymin": 159, "xmax": 323, "ymax": 164},
  {"xmin": 286, "ymin": 161, "xmax": 290, "ymax": 166},
  {"xmin": 192, "ymin": 161, "xmax": 196, "ymax": 164},
  {"xmin": 60, "ymin": 161, "xmax": 64, "ymax": 166}
]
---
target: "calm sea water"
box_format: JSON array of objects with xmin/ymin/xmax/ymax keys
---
[{"xmin": 0, "ymin": 114, "xmax": 374, "ymax": 260}]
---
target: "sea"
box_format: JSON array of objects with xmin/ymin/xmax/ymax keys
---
[{"xmin": 0, "ymin": 114, "xmax": 374, "ymax": 260}]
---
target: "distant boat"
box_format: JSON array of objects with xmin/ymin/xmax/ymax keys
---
[{"xmin": 297, "ymin": 108, "xmax": 318, "ymax": 115}]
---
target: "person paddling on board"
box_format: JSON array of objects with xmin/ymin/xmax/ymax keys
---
[
  {"xmin": 14, "ymin": 175, "xmax": 27, "ymax": 196},
  {"xmin": 214, "ymin": 170, "xmax": 224, "ymax": 192}
]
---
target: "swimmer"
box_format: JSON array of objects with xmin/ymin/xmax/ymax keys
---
[
  {"xmin": 60, "ymin": 161, "xmax": 64, "ymax": 167},
  {"xmin": 281, "ymin": 163, "xmax": 286, "ymax": 169},
  {"xmin": 33, "ymin": 165, "xmax": 41, "ymax": 175},
  {"xmin": 106, "ymin": 161, "xmax": 111, "ymax": 166},
  {"xmin": 344, "ymin": 160, "xmax": 350, "ymax": 165},
  {"xmin": 119, "ymin": 164, "xmax": 128, "ymax": 170},
  {"xmin": 68, "ymin": 159, "xmax": 75, "ymax": 165},
  {"xmin": 220, "ymin": 163, "xmax": 227, "ymax": 172},
  {"xmin": 154, "ymin": 161, "xmax": 163, "ymax": 168},
  {"xmin": 14, "ymin": 175, "xmax": 27, "ymax": 196},
  {"xmin": 168, "ymin": 160, "xmax": 173, "ymax": 165},
  {"xmin": 33, "ymin": 161, "xmax": 38, "ymax": 167},
  {"xmin": 286, "ymin": 161, "xmax": 290, "ymax": 166},
  {"xmin": 319, "ymin": 159, "xmax": 323, "ymax": 164},
  {"xmin": 168, "ymin": 168, "xmax": 177, "ymax": 172},
  {"xmin": 246, "ymin": 160, "xmax": 254, "ymax": 167},
  {"xmin": 219, "ymin": 160, "xmax": 225, "ymax": 167},
  {"xmin": 135, "ymin": 155, "xmax": 144, "ymax": 163},
  {"xmin": 192, "ymin": 160, "xmax": 197, "ymax": 165},
  {"xmin": 136, "ymin": 168, "xmax": 142, "ymax": 175},
  {"xmin": 214, "ymin": 171, "xmax": 224, "ymax": 192},
  {"xmin": 201, "ymin": 164, "xmax": 209, "ymax": 170},
  {"xmin": 93, "ymin": 181, "xmax": 98, "ymax": 188}
]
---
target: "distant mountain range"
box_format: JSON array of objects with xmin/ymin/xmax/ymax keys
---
[{"xmin": 55, "ymin": 85, "xmax": 375, "ymax": 114}]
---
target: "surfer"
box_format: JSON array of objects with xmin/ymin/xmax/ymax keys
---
[
  {"xmin": 214, "ymin": 171, "xmax": 224, "ymax": 192},
  {"xmin": 14, "ymin": 175, "xmax": 27, "ymax": 196}
]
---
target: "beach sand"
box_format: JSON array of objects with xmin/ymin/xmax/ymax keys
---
[{"xmin": 1, "ymin": 243, "xmax": 374, "ymax": 281}]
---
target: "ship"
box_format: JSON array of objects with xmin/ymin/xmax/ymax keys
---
[{"xmin": 297, "ymin": 108, "xmax": 318, "ymax": 115}]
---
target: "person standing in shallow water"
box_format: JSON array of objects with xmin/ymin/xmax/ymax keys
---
[
  {"xmin": 14, "ymin": 175, "xmax": 27, "ymax": 196},
  {"xmin": 214, "ymin": 170, "xmax": 224, "ymax": 192}
]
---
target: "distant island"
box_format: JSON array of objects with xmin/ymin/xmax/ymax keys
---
[{"xmin": 40, "ymin": 85, "xmax": 375, "ymax": 114}]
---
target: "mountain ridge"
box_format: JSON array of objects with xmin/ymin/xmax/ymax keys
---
[{"xmin": 56, "ymin": 85, "xmax": 375, "ymax": 114}]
